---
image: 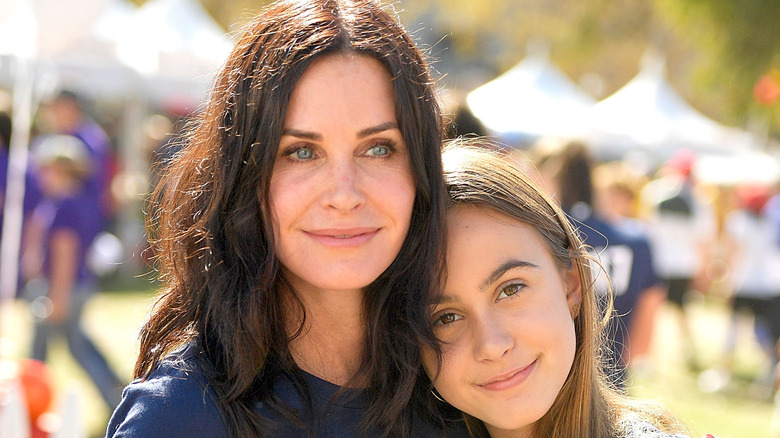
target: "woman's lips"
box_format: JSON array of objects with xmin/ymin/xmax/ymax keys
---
[
  {"xmin": 305, "ymin": 228, "xmax": 380, "ymax": 247},
  {"xmin": 478, "ymin": 359, "xmax": 538, "ymax": 391}
]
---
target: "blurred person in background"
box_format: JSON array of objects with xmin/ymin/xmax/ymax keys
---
[
  {"xmin": 21, "ymin": 134, "xmax": 124, "ymax": 413},
  {"xmin": 534, "ymin": 139, "xmax": 666, "ymax": 387},
  {"xmin": 39, "ymin": 90, "xmax": 115, "ymax": 235},
  {"xmin": 721, "ymin": 183, "xmax": 780, "ymax": 394},
  {"xmin": 1, "ymin": 96, "xmax": 43, "ymax": 297},
  {"xmin": 639, "ymin": 150, "xmax": 717, "ymax": 371},
  {"xmin": 594, "ymin": 161, "xmax": 651, "ymax": 238}
]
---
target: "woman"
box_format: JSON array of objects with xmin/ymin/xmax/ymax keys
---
[
  {"xmin": 421, "ymin": 141, "xmax": 700, "ymax": 438},
  {"xmin": 107, "ymin": 1, "xmax": 462, "ymax": 436}
]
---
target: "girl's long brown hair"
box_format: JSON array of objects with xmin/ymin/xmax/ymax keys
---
[
  {"xmin": 138, "ymin": 1, "xmax": 447, "ymax": 436},
  {"xmin": 434, "ymin": 140, "xmax": 690, "ymax": 438}
]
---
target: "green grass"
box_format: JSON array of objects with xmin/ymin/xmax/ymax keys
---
[
  {"xmin": 1, "ymin": 285, "xmax": 777, "ymax": 438},
  {"xmin": 629, "ymin": 296, "xmax": 777, "ymax": 438},
  {"xmin": 1, "ymin": 285, "xmax": 156, "ymax": 438}
]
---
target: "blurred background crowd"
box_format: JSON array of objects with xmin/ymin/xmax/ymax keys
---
[{"xmin": 1, "ymin": 0, "xmax": 779, "ymax": 437}]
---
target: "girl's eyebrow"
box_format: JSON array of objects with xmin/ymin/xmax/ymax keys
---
[
  {"xmin": 430, "ymin": 259, "xmax": 539, "ymax": 306},
  {"xmin": 480, "ymin": 259, "xmax": 538, "ymax": 291}
]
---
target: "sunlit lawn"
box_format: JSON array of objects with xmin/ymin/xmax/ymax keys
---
[
  {"xmin": 1, "ymin": 281, "xmax": 777, "ymax": 438},
  {"xmin": 1, "ymin": 278, "xmax": 157, "ymax": 438},
  {"xmin": 630, "ymin": 295, "xmax": 777, "ymax": 438}
]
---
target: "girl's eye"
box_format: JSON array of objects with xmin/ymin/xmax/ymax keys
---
[
  {"xmin": 497, "ymin": 282, "xmax": 525, "ymax": 300},
  {"xmin": 432, "ymin": 312, "xmax": 463, "ymax": 326}
]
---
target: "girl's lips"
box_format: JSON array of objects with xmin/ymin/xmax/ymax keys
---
[
  {"xmin": 478, "ymin": 359, "xmax": 537, "ymax": 391},
  {"xmin": 305, "ymin": 228, "xmax": 380, "ymax": 247}
]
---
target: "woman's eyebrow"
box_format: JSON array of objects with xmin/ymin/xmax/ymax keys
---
[
  {"xmin": 280, "ymin": 121, "xmax": 398, "ymax": 141},
  {"xmin": 480, "ymin": 259, "xmax": 538, "ymax": 291},
  {"xmin": 280, "ymin": 128, "xmax": 321, "ymax": 140},
  {"xmin": 357, "ymin": 121, "xmax": 398, "ymax": 138}
]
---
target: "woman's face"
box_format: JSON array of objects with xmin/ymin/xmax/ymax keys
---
[
  {"xmin": 269, "ymin": 53, "xmax": 415, "ymax": 295},
  {"xmin": 423, "ymin": 206, "xmax": 580, "ymax": 436}
]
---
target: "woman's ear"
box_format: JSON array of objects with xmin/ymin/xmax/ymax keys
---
[{"xmin": 564, "ymin": 264, "xmax": 583, "ymax": 318}]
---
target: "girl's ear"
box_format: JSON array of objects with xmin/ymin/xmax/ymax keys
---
[{"xmin": 564, "ymin": 263, "xmax": 583, "ymax": 318}]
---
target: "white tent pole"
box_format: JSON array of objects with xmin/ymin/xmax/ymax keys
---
[{"xmin": 0, "ymin": 56, "xmax": 35, "ymax": 330}]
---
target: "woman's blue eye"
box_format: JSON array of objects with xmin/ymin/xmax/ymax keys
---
[
  {"xmin": 366, "ymin": 144, "xmax": 390, "ymax": 156},
  {"xmin": 498, "ymin": 283, "xmax": 524, "ymax": 299},
  {"xmin": 294, "ymin": 148, "xmax": 314, "ymax": 160}
]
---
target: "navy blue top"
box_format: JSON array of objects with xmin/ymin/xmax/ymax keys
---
[
  {"xmin": 567, "ymin": 204, "xmax": 661, "ymax": 368},
  {"xmin": 106, "ymin": 344, "xmax": 467, "ymax": 438}
]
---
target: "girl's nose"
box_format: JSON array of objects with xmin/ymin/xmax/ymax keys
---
[{"xmin": 473, "ymin": 315, "xmax": 514, "ymax": 362}]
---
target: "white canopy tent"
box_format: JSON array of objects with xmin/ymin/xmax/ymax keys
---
[
  {"xmin": 695, "ymin": 148, "xmax": 780, "ymax": 186},
  {"xmin": 466, "ymin": 43, "xmax": 596, "ymax": 144},
  {"xmin": 3, "ymin": 0, "xmax": 232, "ymax": 106},
  {"xmin": 43, "ymin": 0, "xmax": 139, "ymax": 100},
  {"xmin": 116, "ymin": 0, "xmax": 232, "ymax": 106},
  {"xmin": 0, "ymin": 0, "xmax": 234, "ymax": 305},
  {"xmin": 0, "ymin": 0, "xmax": 112, "ymax": 311},
  {"xmin": 586, "ymin": 49, "xmax": 756, "ymax": 164}
]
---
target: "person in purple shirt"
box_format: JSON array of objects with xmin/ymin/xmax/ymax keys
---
[
  {"xmin": 23, "ymin": 134, "xmax": 123, "ymax": 412},
  {"xmin": 1, "ymin": 109, "xmax": 43, "ymax": 296},
  {"xmin": 40, "ymin": 89, "xmax": 114, "ymax": 237}
]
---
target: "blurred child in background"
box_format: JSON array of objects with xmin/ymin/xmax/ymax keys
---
[
  {"xmin": 22, "ymin": 134, "xmax": 123, "ymax": 412},
  {"xmin": 534, "ymin": 139, "xmax": 666, "ymax": 386},
  {"xmin": 722, "ymin": 184, "xmax": 780, "ymax": 393}
]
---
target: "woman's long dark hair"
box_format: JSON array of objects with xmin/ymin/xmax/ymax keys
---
[{"xmin": 137, "ymin": 0, "xmax": 446, "ymax": 436}]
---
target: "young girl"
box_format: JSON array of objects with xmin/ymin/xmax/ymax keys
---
[{"xmin": 422, "ymin": 141, "xmax": 697, "ymax": 438}]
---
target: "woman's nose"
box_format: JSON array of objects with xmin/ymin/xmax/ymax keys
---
[{"xmin": 321, "ymin": 158, "xmax": 365, "ymax": 212}]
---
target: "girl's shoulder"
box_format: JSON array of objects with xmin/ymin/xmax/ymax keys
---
[
  {"xmin": 622, "ymin": 419, "xmax": 689, "ymax": 438},
  {"xmin": 105, "ymin": 344, "xmax": 228, "ymax": 438}
]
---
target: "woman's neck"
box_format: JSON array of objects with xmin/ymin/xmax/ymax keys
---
[
  {"xmin": 486, "ymin": 424, "xmax": 534, "ymax": 438},
  {"xmin": 286, "ymin": 284, "xmax": 367, "ymax": 387}
]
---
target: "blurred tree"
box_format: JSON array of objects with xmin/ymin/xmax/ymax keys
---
[
  {"xmin": 401, "ymin": 0, "xmax": 779, "ymax": 135},
  {"xmin": 128, "ymin": 0, "xmax": 271, "ymax": 31},
  {"xmin": 655, "ymin": 0, "xmax": 780, "ymax": 136},
  {"xmin": 130, "ymin": 0, "xmax": 779, "ymax": 136},
  {"xmin": 198, "ymin": 0, "xmax": 273, "ymax": 31}
]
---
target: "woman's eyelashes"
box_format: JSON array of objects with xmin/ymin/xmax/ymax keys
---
[
  {"xmin": 363, "ymin": 140, "xmax": 397, "ymax": 158},
  {"xmin": 279, "ymin": 144, "xmax": 316, "ymax": 162},
  {"xmin": 279, "ymin": 139, "xmax": 399, "ymax": 163},
  {"xmin": 292, "ymin": 146, "xmax": 315, "ymax": 160}
]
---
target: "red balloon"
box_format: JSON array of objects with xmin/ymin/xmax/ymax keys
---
[
  {"xmin": 754, "ymin": 74, "xmax": 780, "ymax": 106},
  {"xmin": 17, "ymin": 359, "xmax": 54, "ymax": 422}
]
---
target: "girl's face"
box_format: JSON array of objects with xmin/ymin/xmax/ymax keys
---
[
  {"xmin": 423, "ymin": 206, "xmax": 580, "ymax": 437},
  {"xmin": 269, "ymin": 53, "xmax": 415, "ymax": 295}
]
